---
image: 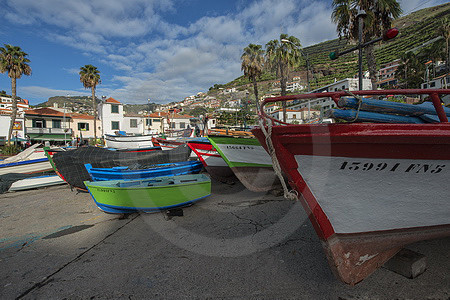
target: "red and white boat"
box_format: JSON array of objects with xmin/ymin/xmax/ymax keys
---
[
  {"xmin": 187, "ymin": 138, "xmax": 236, "ymax": 183},
  {"xmin": 252, "ymin": 89, "xmax": 450, "ymax": 285}
]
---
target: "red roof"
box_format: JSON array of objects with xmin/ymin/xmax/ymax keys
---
[
  {"xmin": 71, "ymin": 113, "xmax": 95, "ymax": 120},
  {"xmin": 105, "ymin": 97, "xmax": 121, "ymax": 104},
  {"xmin": 25, "ymin": 107, "xmax": 69, "ymax": 117}
]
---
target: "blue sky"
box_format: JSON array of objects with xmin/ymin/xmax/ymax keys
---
[{"xmin": 0, "ymin": 0, "xmax": 447, "ymax": 105}]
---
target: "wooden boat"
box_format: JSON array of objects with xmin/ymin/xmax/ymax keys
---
[
  {"xmin": 85, "ymin": 174, "xmax": 211, "ymax": 213},
  {"xmin": 84, "ymin": 160, "xmax": 203, "ymax": 181},
  {"xmin": 207, "ymin": 135, "xmax": 280, "ymax": 192},
  {"xmin": 252, "ymin": 89, "xmax": 450, "ymax": 285},
  {"xmin": 105, "ymin": 134, "xmax": 156, "ymax": 149},
  {"xmin": 45, "ymin": 144, "xmax": 191, "ymax": 191},
  {"xmin": 152, "ymin": 137, "xmax": 184, "ymax": 150},
  {"xmin": 9, "ymin": 174, "xmax": 64, "ymax": 191},
  {"xmin": 208, "ymin": 128, "xmax": 253, "ymax": 137},
  {"xmin": 187, "ymin": 139, "xmax": 237, "ymax": 183}
]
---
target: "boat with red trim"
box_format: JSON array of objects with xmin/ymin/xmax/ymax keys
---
[{"xmin": 252, "ymin": 88, "xmax": 450, "ymax": 285}]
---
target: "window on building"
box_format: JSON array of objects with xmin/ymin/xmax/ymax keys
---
[
  {"xmin": 430, "ymin": 82, "xmax": 436, "ymax": 88},
  {"xmin": 78, "ymin": 122, "xmax": 89, "ymax": 131},
  {"xmin": 170, "ymin": 122, "xmax": 176, "ymax": 129},
  {"xmin": 33, "ymin": 119, "xmax": 46, "ymax": 128},
  {"xmin": 111, "ymin": 104, "xmax": 119, "ymax": 113},
  {"xmin": 130, "ymin": 119, "xmax": 138, "ymax": 128},
  {"xmin": 52, "ymin": 119, "xmax": 61, "ymax": 128},
  {"xmin": 111, "ymin": 121, "xmax": 120, "ymax": 130},
  {"xmin": 180, "ymin": 122, "xmax": 185, "ymax": 129},
  {"xmin": 145, "ymin": 119, "xmax": 152, "ymax": 126},
  {"xmin": 153, "ymin": 119, "xmax": 161, "ymax": 123},
  {"xmin": 293, "ymin": 114, "xmax": 297, "ymax": 119}
]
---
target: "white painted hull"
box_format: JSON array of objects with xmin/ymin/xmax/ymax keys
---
[
  {"xmin": 215, "ymin": 143, "xmax": 272, "ymax": 166},
  {"xmin": 105, "ymin": 139, "xmax": 154, "ymax": 149},
  {"xmin": 9, "ymin": 175, "xmax": 65, "ymax": 191},
  {"xmin": 0, "ymin": 159, "xmax": 53, "ymax": 175},
  {"xmin": 295, "ymin": 155, "xmax": 450, "ymax": 234}
]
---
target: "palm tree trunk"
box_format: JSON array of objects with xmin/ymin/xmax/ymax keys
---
[
  {"xmin": 280, "ymin": 65, "xmax": 287, "ymax": 122},
  {"xmin": 92, "ymin": 88, "xmax": 97, "ymax": 143},
  {"xmin": 252, "ymin": 77, "xmax": 259, "ymax": 113},
  {"xmin": 8, "ymin": 77, "xmax": 17, "ymax": 145},
  {"xmin": 364, "ymin": 44, "xmax": 378, "ymax": 90}
]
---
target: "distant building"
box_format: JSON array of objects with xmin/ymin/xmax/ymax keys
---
[
  {"xmin": 377, "ymin": 59, "xmax": 400, "ymax": 88},
  {"xmin": 269, "ymin": 108, "xmax": 320, "ymax": 123},
  {"xmin": 98, "ymin": 97, "xmax": 124, "ymax": 136}
]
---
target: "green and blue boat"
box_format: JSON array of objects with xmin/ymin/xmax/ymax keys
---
[{"xmin": 85, "ymin": 174, "xmax": 211, "ymax": 214}]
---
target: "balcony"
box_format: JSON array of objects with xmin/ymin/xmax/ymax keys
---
[
  {"xmin": 26, "ymin": 127, "xmax": 73, "ymax": 141},
  {"xmin": 26, "ymin": 127, "xmax": 72, "ymax": 135}
]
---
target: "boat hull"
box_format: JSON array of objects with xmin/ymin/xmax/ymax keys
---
[
  {"xmin": 85, "ymin": 174, "xmax": 211, "ymax": 213},
  {"xmin": 9, "ymin": 175, "xmax": 65, "ymax": 191},
  {"xmin": 0, "ymin": 158, "xmax": 53, "ymax": 175},
  {"xmin": 105, "ymin": 134, "xmax": 155, "ymax": 149},
  {"xmin": 208, "ymin": 135, "xmax": 280, "ymax": 191},
  {"xmin": 187, "ymin": 140, "xmax": 236, "ymax": 183},
  {"xmin": 252, "ymin": 123, "xmax": 450, "ymax": 284}
]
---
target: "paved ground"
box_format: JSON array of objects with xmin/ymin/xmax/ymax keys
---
[{"xmin": 0, "ymin": 179, "xmax": 449, "ymax": 299}]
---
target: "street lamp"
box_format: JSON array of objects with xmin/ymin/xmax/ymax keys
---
[{"xmin": 281, "ymin": 39, "xmax": 312, "ymax": 121}]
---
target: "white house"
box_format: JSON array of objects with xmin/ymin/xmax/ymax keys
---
[
  {"xmin": 269, "ymin": 108, "xmax": 320, "ymax": 123},
  {"xmin": 98, "ymin": 97, "xmax": 124, "ymax": 136},
  {"xmin": 290, "ymin": 78, "xmax": 372, "ymax": 112}
]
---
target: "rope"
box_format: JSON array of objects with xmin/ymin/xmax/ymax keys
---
[
  {"xmin": 344, "ymin": 90, "xmax": 364, "ymax": 122},
  {"xmin": 259, "ymin": 117, "xmax": 298, "ymax": 201}
]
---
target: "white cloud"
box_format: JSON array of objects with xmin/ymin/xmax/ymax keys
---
[
  {"xmin": 22, "ymin": 86, "xmax": 90, "ymax": 100},
  {"xmin": 3, "ymin": 0, "xmax": 341, "ymax": 104}
]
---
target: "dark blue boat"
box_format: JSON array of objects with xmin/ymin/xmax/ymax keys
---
[{"xmin": 85, "ymin": 160, "xmax": 203, "ymax": 181}]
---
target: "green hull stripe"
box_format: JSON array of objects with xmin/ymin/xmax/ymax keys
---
[
  {"xmin": 208, "ymin": 135, "xmax": 261, "ymax": 146},
  {"xmin": 208, "ymin": 137, "xmax": 271, "ymax": 168}
]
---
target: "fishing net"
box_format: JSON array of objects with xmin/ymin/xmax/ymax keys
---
[{"xmin": 52, "ymin": 145, "xmax": 192, "ymax": 190}]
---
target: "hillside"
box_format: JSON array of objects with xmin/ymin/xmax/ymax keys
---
[
  {"xmin": 35, "ymin": 96, "xmax": 158, "ymax": 115},
  {"xmin": 218, "ymin": 2, "xmax": 450, "ymax": 91}
]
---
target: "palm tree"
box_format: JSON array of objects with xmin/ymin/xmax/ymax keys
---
[
  {"xmin": 241, "ymin": 44, "xmax": 265, "ymax": 112},
  {"xmin": 79, "ymin": 65, "xmax": 101, "ymax": 143},
  {"xmin": 265, "ymin": 34, "xmax": 301, "ymax": 122},
  {"xmin": 0, "ymin": 44, "xmax": 32, "ymax": 144},
  {"xmin": 332, "ymin": 0, "xmax": 402, "ymax": 89}
]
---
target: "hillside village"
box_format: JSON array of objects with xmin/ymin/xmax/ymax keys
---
[{"xmin": 0, "ymin": 3, "xmax": 449, "ymax": 145}]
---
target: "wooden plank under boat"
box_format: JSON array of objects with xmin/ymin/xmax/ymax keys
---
[
  {"xmin": 84, "ymin": 160, "xmax": 203, "ymax": 181},
  {"xmin": 187, "ymin": 139, "xmax": 237, "ymax": 183},
  {"xmin": 85, "ymin": 174, "xmax": 211, "ymax": 213},
  {"xmin": 207, "ymin": 135, "xmax": 281, "ymax": 192},
  {"xmin": 252, "ymin": 88, "xmax": 450, "ymax": 285}
]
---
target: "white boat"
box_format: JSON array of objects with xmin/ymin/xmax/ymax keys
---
[
  {"xmin": 9, "ymin": 175, "xmax": 65, "ymax": 191},
  {"xmin": 105, "ymin": 134, "xmax": 155, "ymax": 149},
  {"xmin": 0, "ymin": 145, "xmax": 56, "ymax": 175}
]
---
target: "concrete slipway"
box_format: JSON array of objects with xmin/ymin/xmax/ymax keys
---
[{"xmin": 0, "ymin": 179, "xmax": 448, "ymax": 299}]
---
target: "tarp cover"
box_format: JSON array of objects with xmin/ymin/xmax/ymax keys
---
[{"xmin": 52, "ymin": 145, "xmax": 192, "ymax": 190}]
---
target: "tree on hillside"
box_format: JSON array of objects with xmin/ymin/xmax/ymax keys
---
[
  {"xmin": 265, "ymin": 34, "xmax": 301, "ymax": 122},
  {"xmin": 437, "ymin": 15, "xmax": 450, "ymax": 73},
  {"xmin": 79, "ymin": 65, "xmax": 101, "ymax": 142},
  {"xmin": 0, "ymin": 44, "xmax": 32, "ymax": 144},
  {"xmin": 241, "ymin": 44, "xmax": 265, "ymax": 112},
  {"xmin": 332, "ymin": 0, "xmax": 402, "ymax": 89},
  {"xmin": 396, "ymin": 51, "xmax": 423, "ymax": 88}
]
